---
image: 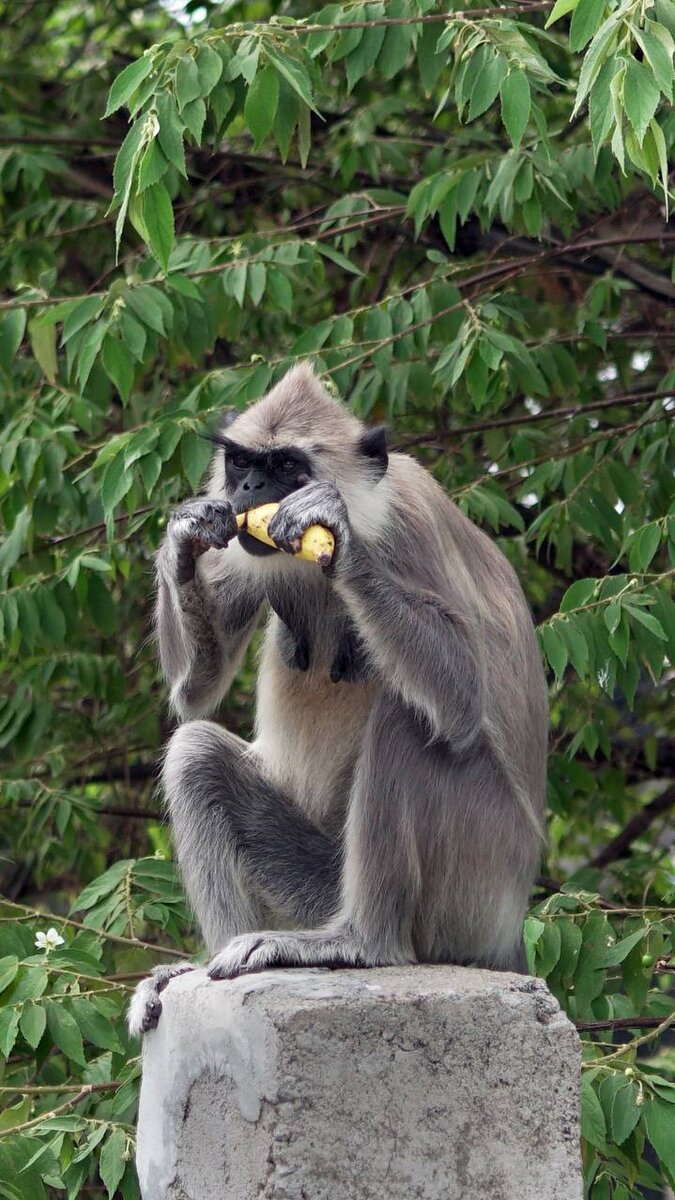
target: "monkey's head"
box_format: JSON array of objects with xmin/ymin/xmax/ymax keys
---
[{"xmin": 209, "ymin": 364, "xmax": 389, "ymax": 557}]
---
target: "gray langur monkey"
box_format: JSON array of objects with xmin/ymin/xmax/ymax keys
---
[{"xmin": 128, "ymin": 363, "xmax": 548, "ymax": 1036}]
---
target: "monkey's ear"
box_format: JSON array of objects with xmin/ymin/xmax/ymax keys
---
[{"xmin": 359, "ymin": 425, "xmax": 388, "ymax": 479}]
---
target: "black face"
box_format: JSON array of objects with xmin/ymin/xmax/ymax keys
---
[{"xmin": 223, "ymin": 439, "xmax": 312, "ymax": 557}]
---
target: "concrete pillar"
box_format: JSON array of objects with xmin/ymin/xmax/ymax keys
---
[{"xmin": 136, "ymin": 966, "xmax": 582, "ymax": 1200}]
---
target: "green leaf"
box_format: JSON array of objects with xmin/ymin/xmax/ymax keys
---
[
  {"xmin": 175, "ymin": 54, "xmax": 201, "ymax": 110},
  {"xmin": 72, "ymin": 998, "xmax": 124, "ymax": 1053},
  {"xmin": 0, "ymin": 1008, "xmax": 20, "ymax": 1057},
  {"xmin": 196, "ymin": 43, "xmax": 223, "ymax": 96},
  {"xmin": 102, "ymin": 337, "xmax": 134, "ymax": 403},
  {"xmin": 624, "ymin": 59, "xmax": 660, "ymax": 143},
  {"xmin": 125, "ymin": 285, "xmax": 166, "ymax": 335},
  {"xmin": 75, "ymin": 320, "xmax": 106, "ymax": 390},
  {"xmin": 46, "ymin": 1001, "xmax": 86, "ymax": 1066},
  {"xmin": 100, "ymin": 455, "xmax": 133, "ymax": 516},
  {"xmin": 634, "ymin": 24, "xmax": 674, "ymax": 99},
  {"xmin": 644, "ymin": 1097, "xmax": 675, "ymax": 1178},
  {"xmin": 156, "ymin": 91, "xmax": 187, "ymax": 177},
  {"xmin": 141, "ymin": 181, "xmax": 174, "ymax": 272},
  {"xmin": 137, "ymin": 140, "xmax": 169, "ymax": 191},
  {"xmin": 19, "ymin": 1001, "xmax": 46, "ymax": 1050},
  {"xmin": 181, "ymin": 431, "xmax": 212, "ymax": 491},
  {"xmin": 244, "ymin": 66, "xmax": 279, "ymax": 147},
  {"xmin": 541, "ymin": 624, "xmax": 568, "ymax": 682},
  {"xmin": 28, "ymin": 317, "xmax": 57, "ymax": 383},
  {"xmin": 500, "ymin": 69, "xmax": 531, "ymax": 148},
  {"xmin": 0, "ymin": 956, "xmax": 19, "ymax": 993},
  {"xmin": 545, "ymin": 0, "xmax": 579, "ymax": 25},
  {"xmin": 99, "ymin": 1127, "xmax": 126, "ymax": 1199},
  {"xmin": 625, "ymin": 606, "xmax": 666, "ymax": 640},
  {"xmin": 266, "ymin": 47, "xmax": 320, "ymax": 115},
  {"xmin": 560, "ymin": 578, "xmax": 597, "ymax": 613},
  {"xmin": 570, "ymin": 0, "xmax": 606, "ymax": 52},
  {"xmin": 468, "ymin": 52, "xmax": 507, "ymax": 120},
  {"xmin": 182, "ymin": 97, "xmax": 206, "ymax": 143},
  {"xmin": 105, "ymin": 54, "xmax": 154, "ymax": 117},
  {"xmin": 581, "ymin": 1075, "xmax": 607, "ymax": 1149},
  {"xmin": 0, "ymin": 308, "xmax": 27, "ymax": 371}
]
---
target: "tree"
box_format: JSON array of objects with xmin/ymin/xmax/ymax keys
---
[{"xmin": 0, "ymin": 0, "xmax": 673, "ymax": 1195}]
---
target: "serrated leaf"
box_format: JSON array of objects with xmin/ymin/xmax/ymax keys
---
[
  {"xmin": 19, "ymin": 1001, "xmax": 46, "ymax": 1050},
  {"xmin": 0, "ymin": 956, "xmax": 19, "ymax": 993},
  {"xmin": 581, "ymin": 1075, "xmax": 607, "ymax": 1149},
  {"xmin": 182, "ymin": 97, "xmax": 206, "ymax": 143},
  {"xmin": 175, "ymin": 55, "xmax": 201, "ymax": 110},
  {"xmin": 244, "ymin": 65, "xmax": 279, "ymax": 147},
  {"xmin": 570, "ymin": 0, "xmax": 605, "ymax": 51},
  {"xmin": 545, "ymin": 0, "xmax": 579, "ymax": 25},
  {"xmin": 196, "ymin": 43, "xmax": 223, "ymax": 96},
  {"xmin": 625, "ymin": 606, "xmax": 667, "ymax": 640},
  {"xmin": 71, "ymin": 998, "xmax": 124, "ymax": 1052},
  {"xmin": 468, "ymin": 52, "xmax": 507, "ymax": 120},
  {"xmin": 181, "ymin": 431, "xmax": 211, "ymax": 490},
  {"xmin": 102, "ymin": 337, "xmax": 134, "ymax": 403},
  {"xmin": 0, "ymin": 1008, "xmax": 20, "ymax": 1057},
  {"xmin": 266, "ymin": 47, "xmax": 320, "ymax": 116},
  {"xmin": 645, "ymin": 1098, "xmax": 675, "ymax": 1178},
  {"xmin": 105, "ymin": 54, "xmax": 154, "ymax": 117},
  {"xmin": 137, "ymin": 140, "xmax": 169, "ymax": 192},
  {"xmin": 541, "ymin": 624, "xmax": 568, "ymax": 681},
  {"xmin": 100, "ymin": 455, "xmax": 133, "ymax": 516},
  {"xmin": 500, "ymin": 69, "xmax": 531, "ymax": 148},
  {"xmin": 624, "ymin": 58, "xmax": 660, "ymax": 143},
  {"xmin": 28, "ymin": 317, "xmax": 57, "ymax": 382},
  {"xmin": 46, "ymin": 1001, "xmax": 86, "ymax": 1066},
  {"xmin": 0, "ymin": 308, "xmax": 27, "ymax": 372},
  {"xmin": 141, "ymin": 181, "xmax": 174, "ymax": 272},
  {"xmin": 156, "ymin": 91, "xmax": 187, "ymax": 177},
  {"xmin": 99, "ymin": 1127, "xmax": 126, "ymax": 1199}
]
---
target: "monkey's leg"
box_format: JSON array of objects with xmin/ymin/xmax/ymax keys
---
[
  {"xmin": 208, "ymin": 693, "xmax": 422, "ymax": 979},
  {"xmin": 129, "ymin": 720, "xmax": 341, "ymax": 1034}
]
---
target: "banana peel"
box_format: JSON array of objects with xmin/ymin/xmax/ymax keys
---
[{"xmin": 236, "ymin": 502, "xmax": 334, "ymax": 567}]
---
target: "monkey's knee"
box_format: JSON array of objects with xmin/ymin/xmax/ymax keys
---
[{"xmin": 162, "ymin": 720, "xmax": 246, "ymax": 821}]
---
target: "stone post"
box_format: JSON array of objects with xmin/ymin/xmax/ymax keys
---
[{"xmin": 136, "ymin": 965, "xmax": 582, "ymax": 1200}]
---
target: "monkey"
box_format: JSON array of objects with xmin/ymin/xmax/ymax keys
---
[{"xmin": 127, "ymin": 363, "xmax": 548, "ymax": 1037}]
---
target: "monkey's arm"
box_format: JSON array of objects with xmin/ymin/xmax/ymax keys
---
[
  {"xmin": 268, "ymin": 482, "xmax": 484, "ymax": 750},
  {"xmin": 156, "ymin": 500, "xmax": 263, "ymax": 720},
  {"xmin": 336, "ymin": 545, "xmax": 484, "ymax": 750}
]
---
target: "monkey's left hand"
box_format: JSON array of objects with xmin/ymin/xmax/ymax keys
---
[{"xmin": 267, "ymin": 481, "xmax": 350, "ymax": 569}]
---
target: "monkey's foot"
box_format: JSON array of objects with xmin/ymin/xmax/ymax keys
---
[
  {"xmin": 207, "ymin": 925, "xmax": 394, "ymax": 979},
  {"xmin": 127, "ymin": 962, "xmax": 196, "ymax": 1037}
]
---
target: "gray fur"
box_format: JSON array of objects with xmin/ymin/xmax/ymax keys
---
[{"xmin": 128, "ymin": 363, "xmax": 547, "ymax": 1036}]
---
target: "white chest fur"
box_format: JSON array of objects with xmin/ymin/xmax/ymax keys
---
[{"xmin": 253, "ymin": 619, "xmax": 378, "ymax": 831}]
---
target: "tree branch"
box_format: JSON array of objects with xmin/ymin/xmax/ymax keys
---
[{"xmin": 590, "ymin": 784, "xmax": 675, "ymax": 869}]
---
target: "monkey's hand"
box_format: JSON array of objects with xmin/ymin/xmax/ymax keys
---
[
  {"xmin": 167, "ymin": 499, "xmax": 238, "ymax": 584},
  {"xmin": 267, "ymin": 481, "xmax": 350, "ymax": 570},
  {"xmin": 127, "ymin": 962, "xmax": 196, "ymax": 1037}
]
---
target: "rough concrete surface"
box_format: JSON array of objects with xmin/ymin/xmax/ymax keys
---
[{"xmin": 136, "ymin": 966, "xmax": 582, "ymax": 1200}]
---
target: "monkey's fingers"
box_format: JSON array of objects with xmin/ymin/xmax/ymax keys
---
[{"xmin": 236, "ymin": 504, "xmax": 335, "ymax": 567}]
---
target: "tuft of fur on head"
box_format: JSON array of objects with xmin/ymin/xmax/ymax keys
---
[{"xmin": 206, "ymin": 363, "xmax": 392, "ymax": 541}]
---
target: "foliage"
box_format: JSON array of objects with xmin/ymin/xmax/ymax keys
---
[{"xmin": 0, "ymin": 0, "xmax": 673, "ymax": 1196}]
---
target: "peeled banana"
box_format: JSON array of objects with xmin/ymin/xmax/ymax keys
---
[{"xmin": 236, "ymin": 502, "xmax": 335, "ymax": 567}]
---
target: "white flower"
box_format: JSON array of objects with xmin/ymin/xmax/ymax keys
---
[{"xmin": 35, "ymin": 927, "xmax": 65, "ymax": 952}]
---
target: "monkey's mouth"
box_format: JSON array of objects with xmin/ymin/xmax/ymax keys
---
[{"xmin": 237, "ymin": 530, "xmax": 279, "ymax": 558}]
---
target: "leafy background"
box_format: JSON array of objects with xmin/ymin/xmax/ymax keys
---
[{"xmin": 0, "ymin": 0, "xmax": 673, "ymax": 1196}]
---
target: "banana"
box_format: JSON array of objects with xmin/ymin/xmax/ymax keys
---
[{"xmin": 236, "ymin": 502, "xmax": 335, "ymax": 567}]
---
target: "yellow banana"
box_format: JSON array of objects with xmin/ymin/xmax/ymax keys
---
[{"xmin": 236, "ymin": 502, "xmax": 335, "ymax": 567}]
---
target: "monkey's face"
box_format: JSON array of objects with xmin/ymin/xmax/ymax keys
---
[{"xmin": 223, "ymin": 439, "xmax": 313, "ymax": 557}]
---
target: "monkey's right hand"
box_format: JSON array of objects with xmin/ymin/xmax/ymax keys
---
[{"xmin": 167, "ymin": 499, "xmax": 238, "ymax": 584}]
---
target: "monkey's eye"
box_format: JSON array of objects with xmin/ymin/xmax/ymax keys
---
[
  {"xmin": 280, "ymin": 458, "xmax": 299, "ymax": 473},
  {"xmin": 230, "ymin": 454, "xmax": 251, "ymax": 470}
]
